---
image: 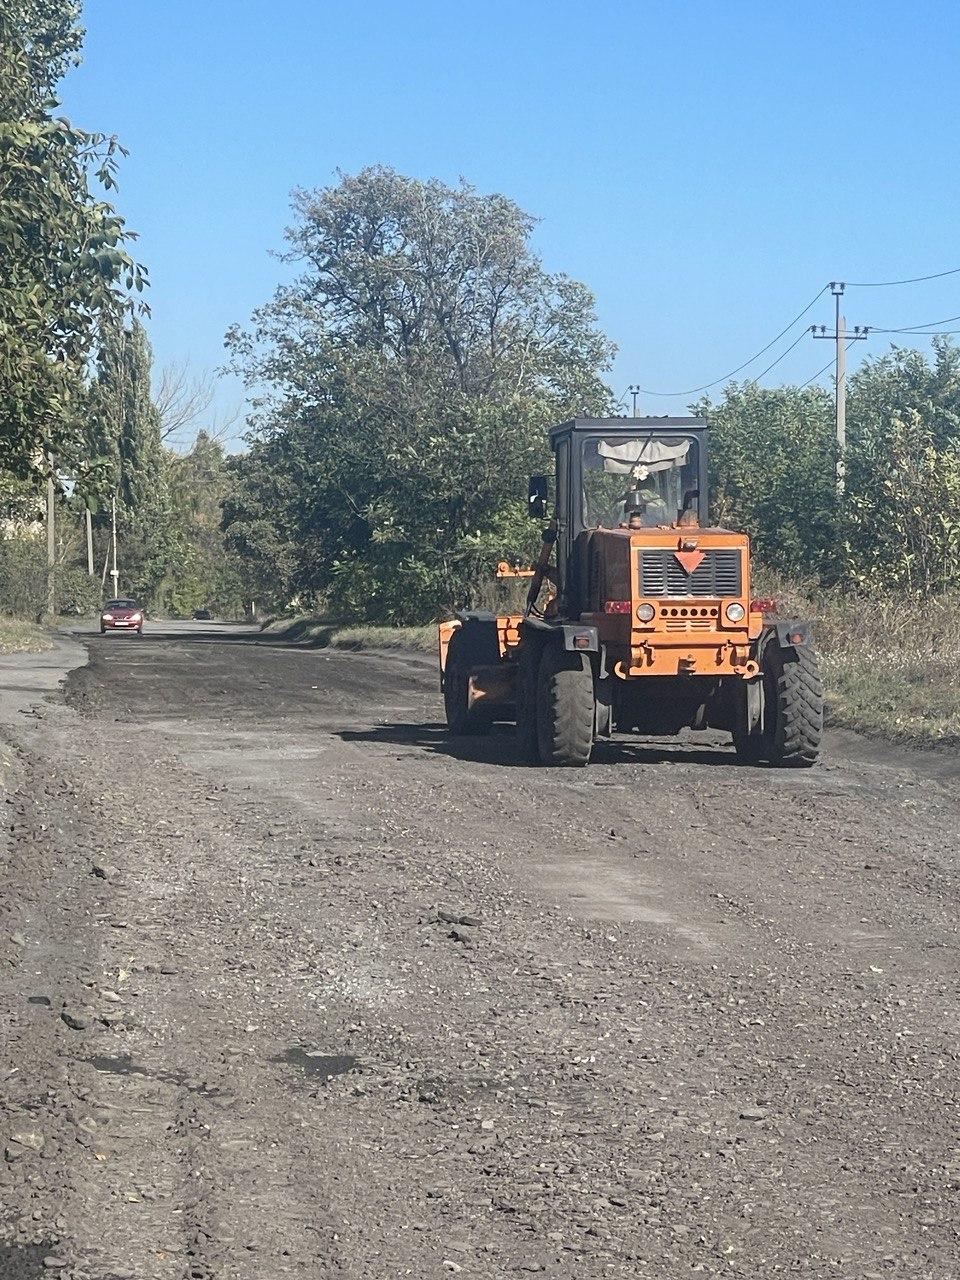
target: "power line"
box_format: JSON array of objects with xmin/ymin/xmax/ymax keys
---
[
  {"xmin": 870, "ymin": 311, "xmax": 960, "ymax": 333},
  {"xmin": 773, "ymin": 310, "xmax": 960, "ymax": 395},
  {"xmin": 635, "ymin": 284, "xmax": 830, "ymax": 396},
  {"xmin": 797, "ymin": 338, "xmax": 860, "ymax": 391},
  {"xmin": 846, "ymin": 265, "xmax": 960, "ymax": 287},
  {"xmin": 627, "ymin": 265, "xmax": 960, "ymax": 400},
  {"xmin": 751, "ymin": 328, "xmax": 810, "ymax": 381},
  {"xmin": 797, "ymin": 355, "xmax": 838, "ymax": 391},
  {"xmin": 881, "ymin": 328, "xmax": 960, "ymax": 337}
]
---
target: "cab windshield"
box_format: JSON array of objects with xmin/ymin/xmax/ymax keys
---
[{"xmin": 582, "ymin": 434, "xmax": 700, "ymax": 529}]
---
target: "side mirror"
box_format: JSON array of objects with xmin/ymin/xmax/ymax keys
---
[{"xmin": 528, "ymin": 474, "xmax": 549, "ymax": 520}]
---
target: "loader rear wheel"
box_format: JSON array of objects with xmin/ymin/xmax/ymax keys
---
[
  {"xmin": 536, "ymin": 644, "xmax": 595, "ymax": 767},
  {"xmin": 766, "ymin": 645, "xmax": 823, "ymax": 767},
  {"xmin": 444, "ymin": 627, "xmax": 495, "ymax": 736},
  {"xmin": 444, "ymin": 659, "xmax": 491, "ymax": 735}
]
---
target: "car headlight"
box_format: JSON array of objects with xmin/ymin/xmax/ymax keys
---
[
  {"xmin": 130, "ymin": 613, "xmax": 142, "ymax": 622},
  {"xmin": 725, "ymin": 602, "xmax": 746, "ymax": 622},
  {"xmin": 636, "ymin": 603, "xmax": 656, "ymax": 623},
  {"xmin": 102, "ymin": 614, "xmax": 113, "ymax": 621}
]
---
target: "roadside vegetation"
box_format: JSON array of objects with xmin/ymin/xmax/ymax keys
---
[
  {"xmin": 2, "ymin": 1, "xmax": 958, "ymax": 748},
  {"xmin": 0, "ymin": 3, "xmax": 248, "ymax": 624},
  {"xmin": 819, "ymin": 595, "xmax": 960, "ymax": 750},
  {"xmin": 0, "ymin": 619, "xmax": 53, "ymax": 657},
  {"xmin": 262, "ymin": 617, "xmax": 436, "ymax": 653},
  {"xmin": 756, "ymin": 576, "xmax": 960, "ymax": 749}
]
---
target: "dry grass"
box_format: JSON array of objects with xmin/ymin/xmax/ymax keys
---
[
  {"xmin": 759, "ymin": 576, "xmax": 960, "ymax": 750},
  {"xmin": 262, "ymin": 616, "xmax": 436, "ymax": 653},
  {"xmin": 325, "ymin": 623, "xmax": 436, "ymax": 653},
  {"xmin": 0, "ymin": 617, "xmax": 54, "ymax": 657}
]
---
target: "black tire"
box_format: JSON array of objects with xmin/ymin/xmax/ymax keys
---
[
  {"xmin": 536, "ymin": 644, "xmax": 595, "ymax": 767},
  {"xmin": 515, "ymin": 638, "xmax": 543, "ymax": 763},
  {"xmin": 443, "ymin": 632, "xmax": 491, "ymax": 736},
  {"xmin": 766, "ymin": 645, "xmax": 823, "ymax": 767}
]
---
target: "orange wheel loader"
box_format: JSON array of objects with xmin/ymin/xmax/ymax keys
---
[{"xmin": 438, "ymin": 416, "xmax": 823, "ymax": 767}]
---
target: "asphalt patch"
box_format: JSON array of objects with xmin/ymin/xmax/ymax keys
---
[
  {"xmin": 278, "ymin": 1047, "xmax": 358, "ymax": 1079},
  {"xmin": 86, "ymin": 1055, "xmax": 222, "ymax": 1096},
  {"xmin": 86, "ymin": 1054, "xmax": 149, "ymax": 1078}
]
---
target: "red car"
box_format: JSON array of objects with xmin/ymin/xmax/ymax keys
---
[{"xmin": 100, "ymin": 598, "xmax": 144, "ymax": 635}]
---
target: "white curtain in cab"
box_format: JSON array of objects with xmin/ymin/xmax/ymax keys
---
[{"xmin": 585, "ymin": 436, "xmax": 691, "ymax": 475}]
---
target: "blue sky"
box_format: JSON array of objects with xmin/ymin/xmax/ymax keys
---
[{"xmin": 63, "ymin": 1, "xmax": 960, "ymax": 447}]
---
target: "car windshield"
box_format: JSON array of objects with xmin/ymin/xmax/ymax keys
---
[
  {"xmin": 106, "ymin": 599, "xmax": 138, "ymax": 610},
  {"xmin": 581, "ymin": 434, "xmax": 700, "ymax": 529}
]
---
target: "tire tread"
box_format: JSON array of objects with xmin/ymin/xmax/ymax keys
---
[
  {"xmin": 770, "ymin": 646, "xmax": 823, "ymax": 767},
  {"xmin": 537, "ymin": 645, "xmax": 594, "ymax": 767}
]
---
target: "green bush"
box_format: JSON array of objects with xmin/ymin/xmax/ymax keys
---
[
  {"xmin": 56, "ymin": 565, "xmax": 102, "ymax": 616},
  {"xmin": 0, "ymin": 538, "xmax": 105, "ymax": 619},
  {"xmin": 0, "ymin": 540, "xmax": 47, "ymax": 621}
]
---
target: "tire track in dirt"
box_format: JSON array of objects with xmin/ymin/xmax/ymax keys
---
[{"xmin": 1, "ymin": 625, "xmax": 958, "ymax": 1278}]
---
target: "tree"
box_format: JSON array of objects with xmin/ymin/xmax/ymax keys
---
[
  {"xmin": 696, "ymin": 382, "xmax": 836, "ymax": 578},
  {"xmin": 89, "ymin": 319, "xmax": 163, "ymax": 506},
  {"xmin": 88, "ymin": 319, "xmax": 182, "ymax": 605},
  {"xmin": 843, "ymin": 340, "xmax": 960, "ymax": 593},
  {"xmin": 166, "ymin": 432, "xmax": 247, "ymax": 615},
  {"xmin": 226, "ymin": 166, "xmax": 615, "ymax": 621},
  {"xmin": 0, "ymin": 1, "xmax": 146, "ymax": 476},
  {"xmin": 221, "ymin": 441, "xmax": 298, "ymax": 613},
  {"xmin": 692, "ymin": 339, "xmax": 960, "ymax": 596},
  {"xmin": 153, "ymin": 361, "xmax": 240, "ymax": 448}
]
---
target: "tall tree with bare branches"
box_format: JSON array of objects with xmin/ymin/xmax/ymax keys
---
[{"xmin": 226, "ymin": 166, "xmax": 614, "ymax": 620}]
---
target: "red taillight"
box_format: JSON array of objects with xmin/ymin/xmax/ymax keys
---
[
  {"xmin": 751, "ymin": 598, "xmax": 777, "ymax": 614},
  {"xmin": 603, "ymin": 600, "xmax": 631, "ymax": 614},
  {"xmin": 572, "ymin": 633, "xmax": 592, "ymax": 649}
]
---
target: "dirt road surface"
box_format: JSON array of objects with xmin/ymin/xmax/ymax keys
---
[{"xmin": 1, "ymin": 622, "xmax": 958, "ymax": 1279}]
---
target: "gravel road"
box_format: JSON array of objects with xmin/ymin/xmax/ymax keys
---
[{"xmin": 1, "ymin": 622, "xmax": 958, "ymax": 1279}]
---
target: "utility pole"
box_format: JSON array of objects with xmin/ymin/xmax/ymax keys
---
[
  {"xmin": 812, "ymin": 282, "xmax": 868, "ymax": 493},
  {"xmin": 109, "ymin": 495, "xmax": 120, "ymax": 597},
  {"xmin": 85, "ymin": 507, "xmax": 94, "ymax": 577},
  {"xmin": 627, "ymin": 385, "xmax": 640, "ymax": 417},
  {"xmin": 45, "ymin": 455, "xmax": 55, "ymax": 617}
]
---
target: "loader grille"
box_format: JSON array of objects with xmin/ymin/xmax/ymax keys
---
[
  {"xmin": 664, "ymin": 617, "xmax": 715, "ymax": 632},
  {"xmin": 640, "ymin": 548, "xmax": 742, "ymax": 598}
]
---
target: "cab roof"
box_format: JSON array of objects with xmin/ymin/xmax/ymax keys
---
[{"xmin": 550, "ymin": 415, "xmax": 708, "ymax": 443}]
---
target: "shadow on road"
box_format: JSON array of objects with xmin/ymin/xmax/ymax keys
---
[
  {"xmin": 339, "ymin": 721, "xmax": 743, "ymax": 768},
  {"xmin": 339, "ymin": 722, "xmax": 520, "ymax": 765}
]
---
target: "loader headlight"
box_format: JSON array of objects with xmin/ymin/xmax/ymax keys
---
[
  {"xmin": 636, "ymin": 603, "xmax": 656, "ymax": 623},
  {"xmin": 725, "ymin": 602, "xmax": 746, "ymax": 622}
]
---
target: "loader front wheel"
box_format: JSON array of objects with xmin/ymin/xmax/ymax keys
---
[
  {"xmin": 765, "ymin": 645, "xmax": 823, "ymax": 767},
  {"xmin": 536, "ymin": 644, "xmax": 595, "ymax": 767},
  {"xmin": 515, "ymin": 638, "xmax": 543, "ymax": 763}
]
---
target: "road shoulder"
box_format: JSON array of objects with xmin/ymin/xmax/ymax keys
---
[{"xmin": 0, "ymin": 634, "xmax": 86, "ymax": 727}]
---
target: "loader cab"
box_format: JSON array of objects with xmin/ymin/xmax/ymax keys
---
[{"xmin": 532, "ymin": 416, "xmax": 710, "ymax": 616}]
